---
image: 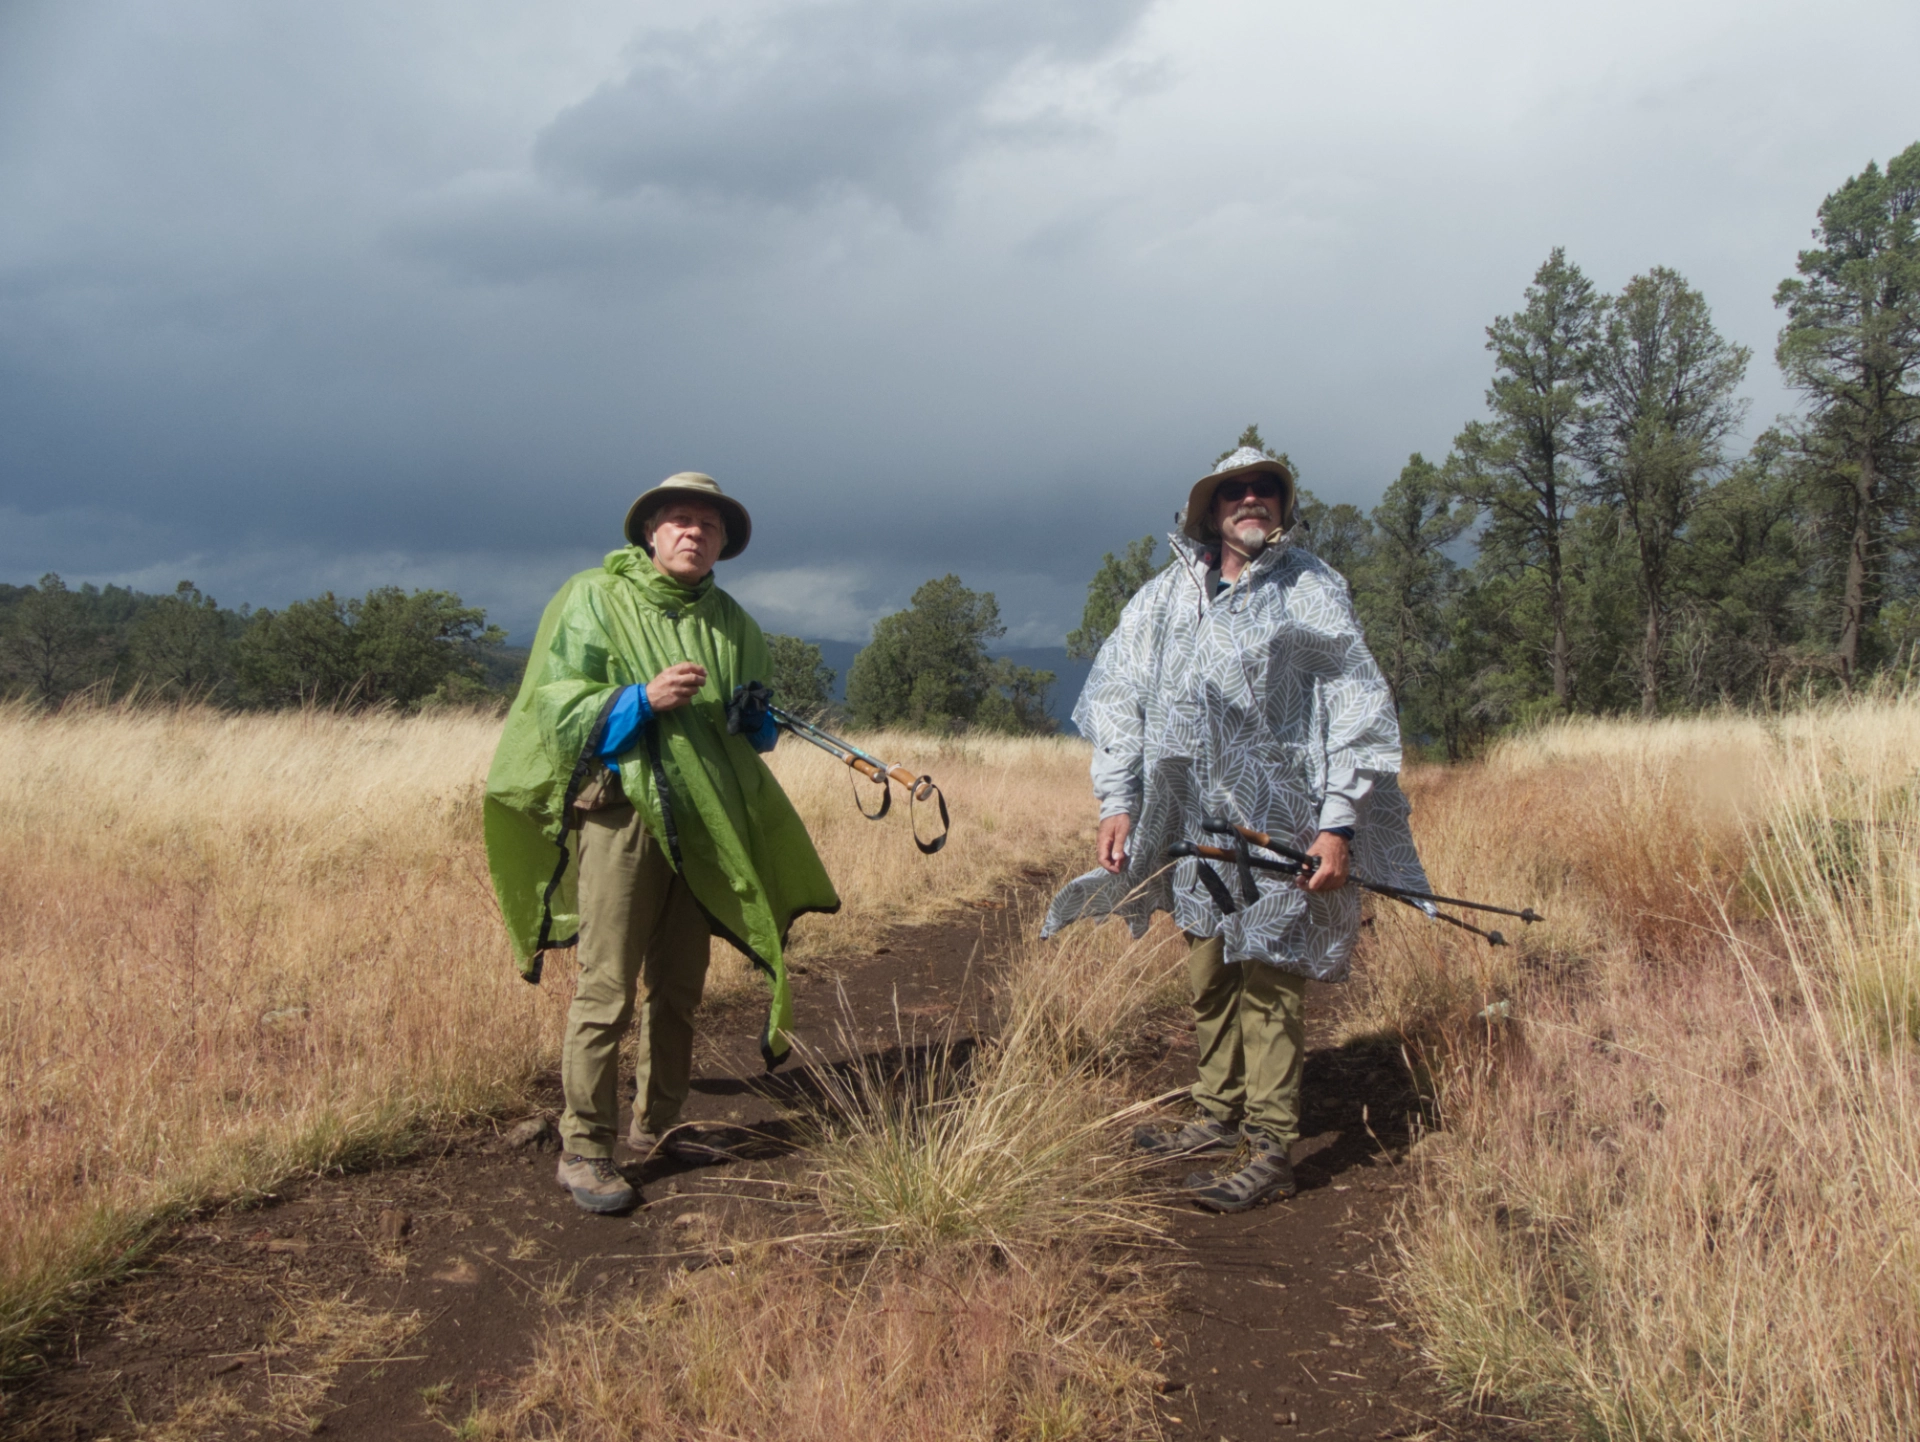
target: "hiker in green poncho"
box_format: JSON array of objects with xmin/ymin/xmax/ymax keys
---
[{"xmin": 484, "ymin": 473, "xmax": 840, "ymax": 1214}]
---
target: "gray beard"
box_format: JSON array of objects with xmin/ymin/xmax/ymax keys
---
[{"xmin": 1223, "ymin": 517, "xmax": 1272, "ymax": 555}]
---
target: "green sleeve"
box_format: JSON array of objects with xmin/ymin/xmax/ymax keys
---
[{"xmin": 534, "ymin": 584, "xmax": 630, "ymax": 772}]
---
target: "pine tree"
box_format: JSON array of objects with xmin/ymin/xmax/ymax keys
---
[
  {"xmin": 1581, "ymin": 268, "xmax": 1750, "ymax": 716},
  {"xmin": 128, "ymin": 581, "xmax": 235, "ymax": 700},
  {"xmin": 1452, "ymin": 249, "xmax": 1600, "ymax": 710},
  {"xmin": 845, "ymin": 575, "xmax": 1003, "ymax": 732},
  {"xmin": 1775, "ymin": 142, "xmax": 1920, "ymax": 682},
  {"xmin": 1, "ymin": 574, "xmax": 111, "ymax": 704},
  {"xmin": 765, "ymin": 634, "xmax": 836, "ymax": 718},
  {"xmin": 1352, "ymin": 455, "xmax": 1470, "ymax": 723},
  {"xmin": 1066, "ymin": 537, "xmax": 1161, "ymax": 659}
]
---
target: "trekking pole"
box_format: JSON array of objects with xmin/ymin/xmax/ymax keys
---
[
  {"xmin": 1166, "ymin": 841, "xmax": 1514, "ymax": 947},
  {"xmin": 768, "ymin": 705, "xmax": 950, "ymax": 854},
  {"xmin": 1198, "ymin": 816, "xmax": 1543, "ymax": 924},
  {"xmin": 1162, "ymin": 815, "xmax": 1542, "ymax": 949}
]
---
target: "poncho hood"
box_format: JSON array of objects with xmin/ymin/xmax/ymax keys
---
[{"xmin": 484, "ymin": 546, "xmax": 840, "ymax": 1065}]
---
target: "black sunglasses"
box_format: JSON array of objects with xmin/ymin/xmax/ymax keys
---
[{"xmin": 1215, "ymin": 478, "xmax": 1282, "ymax": 503}]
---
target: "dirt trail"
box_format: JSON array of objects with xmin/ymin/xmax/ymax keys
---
[{"xmin": 2, "ymin": 882, "xmax": 1510, "ymax": 1441}]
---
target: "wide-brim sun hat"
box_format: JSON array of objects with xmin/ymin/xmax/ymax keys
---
[
  {"xmin": 624, "ymin": 472, "xmax": 752, "ymax": 561},
  {"xmin": 1181, "ymin": 446, "xmax": 1297, "ymax": 543}
]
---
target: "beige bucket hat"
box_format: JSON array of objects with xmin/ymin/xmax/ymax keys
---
[
  {"xmin": 1181, "ymin": 445, "xmax": 1297, "ymax": 543},
  {"xmin": 624, "ymin": 472, "xmax": 752, "ymax": 561}
]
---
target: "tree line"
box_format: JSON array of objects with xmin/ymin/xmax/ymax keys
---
[
  {"xmin": 1071, "ymin": 143, "xmax": 1920, "ymax": 756},
  {"xmin": 0, "ymin": 577, "xmax": 512, "ymax": 709},
  {"xmin": 0, "ymin": 571, "xmax": 1060, "ymax": 734}
]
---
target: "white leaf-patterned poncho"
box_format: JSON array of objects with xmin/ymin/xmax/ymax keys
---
[{"xmin": 1042, "ymin": 528, "xmax": 1431, "ymax": 982}]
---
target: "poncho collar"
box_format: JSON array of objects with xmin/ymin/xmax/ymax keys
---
[
  {"xmin": 1166, "ymin": 526, "xmax": 1300, "ymax": 601},
  {"xmin": 603, "ymin": 545, "xmax": 715, "ymax": 613}
]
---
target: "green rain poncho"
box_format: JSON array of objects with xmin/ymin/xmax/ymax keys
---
[{"xmin": 484, "ymin": 546, "xmax": 840, "ymax": 1066}]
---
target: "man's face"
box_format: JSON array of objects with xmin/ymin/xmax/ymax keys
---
[
  {"xmin": 1212, "ymin": 476, "xmax": 1284, "ymax": 552},
  {"xmin": 647, "ymin": 500, "xmax": 727, "ymax": 583}
]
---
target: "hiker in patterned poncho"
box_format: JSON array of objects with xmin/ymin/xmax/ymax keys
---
[{"xmin": 1043, "ymin": 446, "xmax": 1432, "ymax": 1211}]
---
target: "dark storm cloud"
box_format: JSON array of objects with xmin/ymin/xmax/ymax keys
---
[
  {"xmin": 535, "ymin": 1, "xmax": 1147, "ymax": 213},
  {"xmin": 4, "ymin": 0, "xmax": 1919, "ymax": 650}
]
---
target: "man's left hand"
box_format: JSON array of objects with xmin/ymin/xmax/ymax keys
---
[{"xmin": 1301, "ymin": 831, "xmax": 1350, "ymax": 892}]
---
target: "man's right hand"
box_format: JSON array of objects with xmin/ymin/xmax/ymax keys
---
[
  {"xmin": 1097, "ymin": 814, "xmax": 1132, "ymax": 874},
  {"xmin": 646, "ymin": 662, "xmax": 708, "ymax": 713}
]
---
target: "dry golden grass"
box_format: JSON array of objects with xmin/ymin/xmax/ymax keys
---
[
  {"xmin": 1382, "ymin": 694, "xmax": 1920, "ymax": 1440},
  {"xmin": 0, "ymin": 702, "xmax": 1098, "ymax": 1373},
  {"xmin": 471, "ymin": 1243, "xmax": 1161, "ymax": 1442},
  {"xmin": 803, "ymin": 920, "xmax": 1184, "ymax": 1258}
]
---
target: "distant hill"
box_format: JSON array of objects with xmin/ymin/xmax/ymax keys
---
[{"xmin": 806, "ymin": 640, "xmax": 1091, "ymax": 735}]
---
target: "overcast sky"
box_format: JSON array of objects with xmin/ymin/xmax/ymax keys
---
[{"xmin": 3, "ymin": 0, "xmax": 1915, "ymax": 645}]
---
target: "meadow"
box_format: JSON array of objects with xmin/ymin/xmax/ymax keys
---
[
  {"xmin": 1363, "ymin": 693, "xmax": 1920, "ymax": 1441},
  {"xmin": 0, "ymin": 704, "xmax": 1103, "ymax": 1375},
  {"xmin": 5, "ymin": 691, "xmax": 1918, "ymax": 1440}
]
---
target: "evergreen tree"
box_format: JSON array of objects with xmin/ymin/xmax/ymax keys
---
[
  {"xmin": 1581, "ymin": 268, "xmax": 1750, "ymax": 716},
  {"xmin": 765, "ymin": 634, "xmax": 836, "ymax": 718},
  {"xmin": 1300, "ymin": 500, "xmax": 1371, "ymax": 575},
  {"xmin": 128, "ymin": 581, "xmax": 235, "ymax": 700},
  {"xmin": 350, "ymin": 588, "xmax": 502, "ymax": 706},
  {"xmin": 1066, "ymin": 536, "xmax": 1161, "ymax": 659},
  {"xmin": 1214, "ymin": 424, "xmax": 1298, "ymax": 477},
  {"xmin": 1452, "ymin": 249, "xmax": 1600, "ymax": 709},
  {"xmin": 235, "ymin": 587, "xmax": 500, "ymax": 708},
  {"xmin": 1669, "ymin": 432, "xmax": 1819, "ymax": 706},
  {"xmin": 1775, "ymin": 141, "xmax": 1920, "ymax": 682},
  {"xmin": 845, "ymin": 575, "xmax": 1004, "ymax": 732},
  {"xmin": 974, "ymin": 657, "xmax": 1058, "ymax": 735},
  {"xmin": 235, "ymin": 593, "xmax": 364, "ymax": 705},
  {"xmin": 1351, "ymin": 455, "xmax": 1470, "ymax": 725},
  {"xmin": 1, "ymin": 573, "xmax": 112, "ymax": 704}
]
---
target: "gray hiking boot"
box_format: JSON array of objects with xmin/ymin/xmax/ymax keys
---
[
  {"xmin": 628, "ymin": 1117, "xmax": 738, "ymax": 1165},
  {"xmin": 1133, "ymin": 1114, "xmax": 1238, "ymax": 1158},
  {"xmin": 556, "ymin": 1153, "xmax": 637, "ymax": 1213},
  {"xmin": 1186, "ymin": 1130, "xmax": 1297, "ymax": 1212}
]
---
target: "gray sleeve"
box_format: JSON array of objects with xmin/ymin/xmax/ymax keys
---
[
  {"xmin": 1075, "ymin": 594, "xmax": 1155, "ymax": 820},
  {"xmin": 1317, "ymin": 767, "xmax": 1376, "ymax": 831},
  {"xmin": 1309, "ymin": 570, "xmax": 1400, "ymax": 831}
]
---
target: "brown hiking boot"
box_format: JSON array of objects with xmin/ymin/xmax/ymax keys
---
[
  {"xmin": 628, "ymin": 1117, "xmax": 739, "ymax": 1165},
  {"xmin": 555, "ymin": 1153, "xmax": 637, "ymax": 1213},
  {"xmin": 1133, "ymin": 1115, "xmax": 1237, "ymax": 1158},
  {"xmin": 1186, "ymin": 1130, "xmax": 1297, "ymax": 1212}
]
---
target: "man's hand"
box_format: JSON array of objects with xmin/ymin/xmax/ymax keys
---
[
  {"xmin": 1097, "ymin": 814, "xmax": 1132, "ymax": 874},
  {"xmin": 1301, "ymin": 831, "xmax": 1350, "ymax": 892},
  {"xmin": 646, "ymin": 662, "xmax": 708, "ymax": 713}
]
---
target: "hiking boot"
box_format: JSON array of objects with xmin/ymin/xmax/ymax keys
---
[
  {"xmin": 555, "ymin": 1153, "xmax": 637, "ymax": 1213},
  {"xmin": 1133, "ymin": 1114, "xmax": 1238, "ymax": 1158},
  {"xmin": 1185, "ymin": 1131, "xmax": 1297, "ymax": 1212},
  {"xmin": 628, "ymin": 1117, "xmax": 739, "ymax": 1165}
]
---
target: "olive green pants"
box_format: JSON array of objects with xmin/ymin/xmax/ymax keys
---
[
  {"xmin": 1187, "ymin": 934, "xmax": 1308, "ymax": 1146},
  {"xmin": 560, "ymin": 803, "xmax": 711, "ymax": 1159}
]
